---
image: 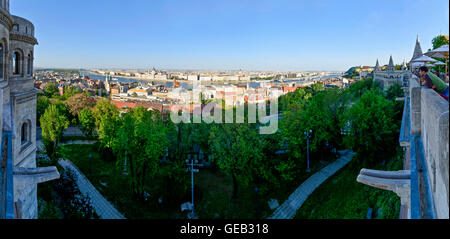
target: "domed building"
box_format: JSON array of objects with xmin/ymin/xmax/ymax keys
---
[{"xmin": 0, "ymin": 0, "xmax": 59, "ymax": 219}]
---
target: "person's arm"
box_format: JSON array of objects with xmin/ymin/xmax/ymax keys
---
[{"xmin": 424, "ymin": 74, "xmax": 433, "ymax": 88}]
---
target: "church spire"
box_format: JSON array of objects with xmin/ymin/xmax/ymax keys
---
[{"xmin": 410, "ymin": 35, "xmax": 423, "ymax": 62}]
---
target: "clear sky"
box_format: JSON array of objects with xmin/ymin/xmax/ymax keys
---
[{"xmin": 10, "ymin": 0, "xmax": 450, "ymax": 71}]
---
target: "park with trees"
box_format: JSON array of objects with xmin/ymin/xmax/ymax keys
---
[{"xmin": 36, "ymin": 74, "xmax": 406, "ymax": 219}]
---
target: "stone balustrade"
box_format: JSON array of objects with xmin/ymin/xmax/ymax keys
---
[
  {"xmin": 409, "ymin": 74, "xmax": 449, "ymax": 219},
  {"xmin": 358, "ymin": 74, "xmax": 448, "ymax": 219}
]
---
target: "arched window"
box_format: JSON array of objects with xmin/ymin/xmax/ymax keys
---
[
  {"xmin": 21, "ymin": 122, "xmax": 30, "ymax": 145},
  {"xmin": 13, "ymin": 51, "xmax": 20, "ymax": 75},
  {"xmin": 0, "ymin": 43, "xmax": 3, "ymax": 79},
  {"xmin": 27, "ymin": 53, "xmax": 32, "ymax": 75}
]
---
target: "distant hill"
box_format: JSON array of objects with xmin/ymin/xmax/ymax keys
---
[
  {"xmin": 37, "ymin": 68, "xmax": 82, "ymax": 74},
  {"xmin": 345, "ymin": 67, "xmax": 357, "ymax": 75}
]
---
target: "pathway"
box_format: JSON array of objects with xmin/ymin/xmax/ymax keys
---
[
  {"xmin": 60, "ymin": 140, "xmax": 97, "ymax": 146},
  {"xmin": 268, "ymin": 150, "xmax": 355, "ymax": 219},
  {"xmin": 36, "ymin": 140, "xmax": 97, "ymax": 152},
  {"xmin": 58, "ymin": 159, "xmax": 126, "ymax": 219}
]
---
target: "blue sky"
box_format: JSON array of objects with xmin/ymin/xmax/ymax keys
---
[{"xmin": 10, "ymin": 0, "xmax": 450, "ymax": 71}]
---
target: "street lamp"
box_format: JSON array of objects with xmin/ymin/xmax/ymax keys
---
[
  {"xmin": 89, "ymin": 153, "xmax": 92, "ymax": 177},
  {"xmin": 185, "ymin": 153, "xmax": 202, "ymax": 219},
  {"xmin": 304, "ymin": 130, "xmax": 313, "ymax": 172}
]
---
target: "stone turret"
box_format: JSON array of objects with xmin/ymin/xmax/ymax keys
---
[
  {"xmin": 9, "ymin": 15, "xmax": 38, "ymax": 94},
  {"xmin": 410, "ymin": 36, "xmax": 423, "ymax": 63},
  {"xmin": 0, "ymin": 0, "xmax": 9, "ymax": 13},
  {"xmin": 1, "ymin": 0, "xmax": 59, "ymax": 219},
  {"xmin": 8, "ymin": 14, "xmax": 41, "ymax": 219},
  {"xmin": 374, "ymin": 59, "xmax": 380, "ymax": 72},
  {"xmin": 387, "ymin": 55, "xmax": 395, "ymax": 72}
]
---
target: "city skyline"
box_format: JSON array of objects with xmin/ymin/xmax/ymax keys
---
[{"xmin": 11, "ymin": 0, "xmax": 450, "ymax": 71}]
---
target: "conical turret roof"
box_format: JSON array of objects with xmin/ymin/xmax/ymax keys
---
[
  {"xmin": 374, "ymin": 59, "xmax": 380, "ymax": 72},
  {"xmin": 388, "ymin": 55, "xmax": 395, "ymax": 71},
  {"xmin": 410, "ymin": 36, "xmax": 423, "ymax": 62}
]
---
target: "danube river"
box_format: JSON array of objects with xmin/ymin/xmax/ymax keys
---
[{"xmin": 79, "ymin": 70, "xmax": 342, "ymax": 90}]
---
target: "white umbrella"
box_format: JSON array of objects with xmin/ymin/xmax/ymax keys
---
[
  {"xmin": 424, "ymin": 45, "xmax": 449, "ymax": 82},
  {"xmin": 424, "ymin": 45, "xmax": 449, "ymax": 58},
  {"xmin": 434, "ymin": 61, "xmax": 446, "ymax": 66},
  {"xmin": 411, "ymin": 55, "xmax": 438, "ymax": 63}
]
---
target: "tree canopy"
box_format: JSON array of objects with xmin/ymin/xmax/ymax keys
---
[
  {"xmin": 65, "ymin": 93, "xmax": 95, "ymax": 118},
  {"xmin": 40, "ymin": 104, "xmax": 70, "ymax": 161},
  {"xmin": 112, "ymin": 107, "xmax": 168, "ymax": 199},
  {"xmin": 432, "ymin": 35, "xmax": 449, "ymax": 49},
  {"xmin": 209, "ymin": 123, "xmax": 263, "ymax": 199},
  {"xmin": 343, "ymin": 90, "xmax": 399, "ymax": 165}
]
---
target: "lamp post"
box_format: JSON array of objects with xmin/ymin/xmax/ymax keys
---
[
  {"xmin": 304, "ymin": 130, "xmax": 312, "ymax": 172},
  {"xmin": 186, "ymin": 152, "xmax": 202, "ymax": 219},
  {"xmin": 123, "ymin": 150, "xmax": 128, "ymax": 175},
  {"xmin": 89, "ymin": 153, "xmax": 92, "ymax": 177}
]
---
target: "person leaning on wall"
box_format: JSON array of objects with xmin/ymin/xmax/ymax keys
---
[{"xmin": 419, "ymin": 66, "xmax": 449, "ymax": 101}]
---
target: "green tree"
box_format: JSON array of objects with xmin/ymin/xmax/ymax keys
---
[
  {"xmin": 432, "ymin": 35, "xmax": 449, "ymax": 49},
  {"xmin": 51, "ymin": 99, "xmax": 72, "ymax": 123},
  {"xmin": 44, "ymin": 82, "xmax": 59, "ymax": 98},
  {"xmin": 431, "ymin": 35, "xmax": 449, "ymax": 73},
  {"xmin": 112, "ymin": 107, "xmax": 168, "ymax": 199},
  {"xmin": 209, "ymin": 123, "xmax": 263, "ymax": 199},
  {"xmin": 65, "ymin": 93, "xmax": 95, "ymax": 119},
  {"xmin": 343, "ymin": 90, "xmax": 398, "ymax": 165},
  {"xmin": 346, "ymin": 78, "xmax": 377, "ymax": 98},
  {"xmin": 280, "ymin": 88, "xmax": 350, "ymax": 171},
  {"xmin": 256, "ymin": 133, "xmax": 296, "ymax": 188},
  {"xmin": 79, "ymin": 108, "xmax": 96, "ymax": 137},
  {"xmin": 61, "ymin": 85, "xmax": 82, "ymax": 101},
  {"xmin": 385, "ymin": 83, "xmax": 404, "ymax": 101},
  {"xmin": 385, "ymin": 83, "xmax": 405, "ymax": 126},
  {"xmin": 37, "ymin": 96, "xmax": 51, "ymax": 126},
  {"xmin": 93, "ymin": 99, "xmax": 120, "ymax": 149},
  {"xmin": 40, "ymin": 105, "xmax": 70, "ymax": 162},
  {"xmin": 279, "ymin": 88, "xmax": 312, "ymax": 163},
  {"xmin": 191, "ymin": 122, "xmax": 212, "ymax": 162},
  {"xmin": 279, "ymin": 87, "xmax": 312, "ymax": 112},
  {"xmin": 311, "ymin": 82, "xmax": 324, "ymax": 94}
]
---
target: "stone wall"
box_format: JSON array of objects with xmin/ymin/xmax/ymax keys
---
[
  {"xmin": 409, "ymin": 75, "xmax": 449, "ymax": 219},
  {"xmin": 374, "ymin": 71, "xmax": 405, "ymax": 90},
  {"xmin": 11, "ymin": 90, "xmax": 37, "ymax": 219},
  {"xmin": 420, "ymin": 89, "xmax": 449, "ymax": 219},
  {"xmin": 1, "ymin": 0, "xmax": 44, "ymax": 219},
  {"xmin": 11, "ymin": 15, "xmax": 34, "ymax": 37}
]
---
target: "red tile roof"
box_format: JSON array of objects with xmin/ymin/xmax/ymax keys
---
[{"xmin": 111, "ymin": 100, "xmax": 137, "ymax": 110}]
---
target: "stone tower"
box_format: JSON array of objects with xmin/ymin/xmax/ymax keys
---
[
  {"xmin": 410, "ymin": 36, "xmax": 423, "ymax": 63},
  {"xmin": 387, "ymin": 55, "xmax": 395, "ymax": 72},
  {"xmin": 1, "ymin": 0, "xmax": 59, "ymax": 219},
  {"xmin": 374, "ymin": 59, "xmax": 380, "ymax": 72}
]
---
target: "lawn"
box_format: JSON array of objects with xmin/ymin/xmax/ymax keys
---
[
  {"xmin": 195, "ymin": 154, "xmax": 332, "ymax": 219},
  {"xmin": 294, "ymin": 155, "xmax": 403, "ymax": 219}
]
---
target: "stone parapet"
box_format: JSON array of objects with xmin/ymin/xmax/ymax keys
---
[
  {"xmin": 410, "ymin": 75, "xmax": 422, "ymax": 135},
  {"xmin": 408, "ymin": 75, "xmax": 449, "ymax": 219}
]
